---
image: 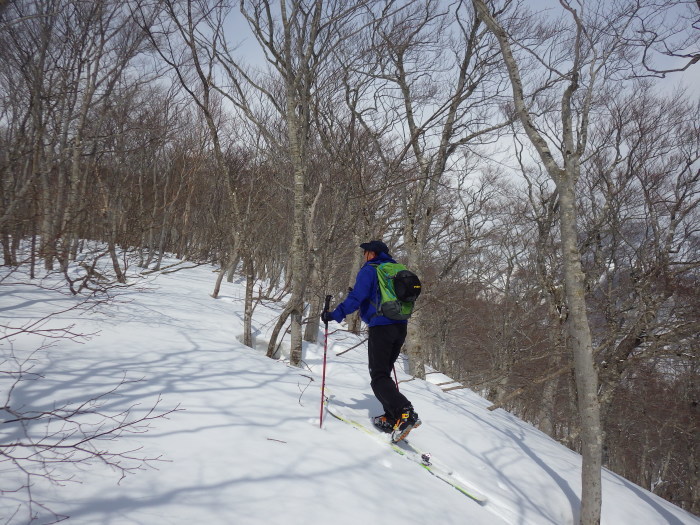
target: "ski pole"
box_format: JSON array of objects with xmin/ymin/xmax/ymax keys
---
[
  {"xmin": 319, "ymin": 294, "xmax": 332, "ymax": 429},
  {"xmin": 393, "ymin": 365, "xmax": 399, "ymax": 390}
]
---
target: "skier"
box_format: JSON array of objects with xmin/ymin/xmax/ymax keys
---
[{"xmin": 321, "ymin": 240, "xmax": 421, "ymax": 442}]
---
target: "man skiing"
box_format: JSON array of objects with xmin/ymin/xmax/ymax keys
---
[{"xmin": 322, "ymin": 240, "xmax": 421, "ymax": 442}]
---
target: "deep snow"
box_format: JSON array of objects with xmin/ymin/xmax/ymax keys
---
[{"xmin": 1, "ymin": 259, "xmax": 698, "ymax": 525}]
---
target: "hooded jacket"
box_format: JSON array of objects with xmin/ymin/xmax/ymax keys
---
[{"xmin": 330, "ymin": 252, "xmax": 408, "ymax": 327}]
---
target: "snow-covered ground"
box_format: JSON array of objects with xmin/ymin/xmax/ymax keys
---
[{"xmin": 1, "ymin": 260, "xmax": 698, "ymax": 524}]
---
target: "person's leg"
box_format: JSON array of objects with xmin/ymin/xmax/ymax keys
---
[
  {"xmin": 388, "ymin": 323, "xmax": 407, "ymax": 371},
  {"xmin": 368, "ymin": 324, "xmax": 409, "ymax": 419}
]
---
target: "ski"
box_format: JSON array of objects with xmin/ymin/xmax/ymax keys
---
[{"xmin": 326, "ymin": 405, "xmax": 488, "ymax": 504}]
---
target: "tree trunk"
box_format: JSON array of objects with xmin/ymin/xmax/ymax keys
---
[
  {"xmin": 212, "ymin": 263, "xmax": 228, "ymax": 299},
  {"xmin": 286, "ymin": 160, "xmax": 307, "ymax": 365},
  {"xmin": 283, "ymin": 36, "xmax": 310, "ymax": 366},
  {"xmin": 346, "ymin": 234, "xmax": 364, "ymax": 335},
  {"xmin": 266, "ymin": 303, "xmax": 292, "ymax": 358},
  {"xmin": 1, "ymin": 232, "xmax": 12, "ymax": 265},
  {"xmin": 471, "ymin": 1, "xmax": 604, "ymax": 521},
  {"xmin": 558, "ymin": 180, "xmax": 602, "ymax": 524},
  {"xmin": 227, "ymin": 256, "xmax": 240, "ymax": 282},
  {"xmin": 404, "ymin": 242, "xmax": 426, "ymax": 379},
  {"xmin": 108, "ymin": 241, "xmax": 126, "ymax": 284},
  {"xmin": 266, "ymin": 114, "xmax": 307, "ymax": 364},
  {"xmin": 243, "ymin": 257, "xmax": 255, "ymax": 348},
  {"xmin": 212, "ymin": 255, "xmax": 237, "ymax": 298},
  {"xmin": 30, "ymin": 233, "xmax": 37, "ymax": 279},
  {"xmin": 303, "ymin": 295, "xmax": 322, "ymax": 344}
]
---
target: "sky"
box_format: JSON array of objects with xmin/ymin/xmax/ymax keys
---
[
  {"xmin": 218, "ymin": 0, "xmax": 698, "ymax": 177},
  {"xmin": 222, "ymin": 0, "xmax": 700, "ymax": 90},
  {"xmin": 1, "ymin": 255, "xmax": 698, "ymax": 525}
]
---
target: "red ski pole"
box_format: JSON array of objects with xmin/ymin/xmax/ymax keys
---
[{"xmin": 319, "ymin": 294, "xmax": 332, "ymax": 429}]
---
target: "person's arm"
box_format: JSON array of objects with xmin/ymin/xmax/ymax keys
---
[{"xmin": 330, "ymin": 265, "xmax": 374, "ymax": 322}]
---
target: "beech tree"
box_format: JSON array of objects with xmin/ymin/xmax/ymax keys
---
[
  {"xmin": 472, "ymin": 0, "xmax": 621, "ymax": 522},
  {"xmin": 472, "ymin": 0, "xmax": 698, "ymax": 522},
  {"xmin": 0, "ymin": 0, "xmax": 158, "ymax": 278},
  {"xmin": 344, "ymin": 0, "xmax": 511, "ymax": 377},
  {"xmin": 579, "ymin": 85, "xmax": 700, "ymax": 509},
  {"xmin": 211, "ymin": 0, "xmax": 373, "ymax": 366}
]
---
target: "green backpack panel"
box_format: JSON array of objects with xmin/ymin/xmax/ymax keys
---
[{"xmin": 371, "ymin": 262, "xmax": 422, "ymax": 321}]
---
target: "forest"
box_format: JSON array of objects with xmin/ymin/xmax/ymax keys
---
[{"xmin": 0, "ymin": 0, "xmax": 698, "ymax": 520}]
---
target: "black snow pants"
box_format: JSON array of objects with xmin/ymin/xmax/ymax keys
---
[{"xmin": 368, "ymin": 323, "xmax": 411, "ymax": 420}]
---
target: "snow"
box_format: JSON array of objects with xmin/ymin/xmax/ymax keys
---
[{"xmin": 1, "ymin": 260, "xmax": 698, "ymax": 525}]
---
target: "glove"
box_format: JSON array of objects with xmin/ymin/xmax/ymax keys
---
[{"xmin": 320, "ymin": 311, "xmax": 334, "ymax": 324}]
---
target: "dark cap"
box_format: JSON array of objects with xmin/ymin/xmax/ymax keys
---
[{"xmin": 360, "ymin": 240, "xmax": 389, "ymax": 254}]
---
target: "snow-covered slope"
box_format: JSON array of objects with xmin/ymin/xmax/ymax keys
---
[{"xmin": 1, "ymin": 261, "xmax": 697, "ymax": 524}]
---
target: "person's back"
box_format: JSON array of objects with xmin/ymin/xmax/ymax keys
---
[{"xmin": 331, "ymin": 250, "xmax": 406, "ymax": 327}]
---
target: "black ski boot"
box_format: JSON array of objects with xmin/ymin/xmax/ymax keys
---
[{"xmin": 391, "ymin": 406, "xmax": 421, "ymax": 443}]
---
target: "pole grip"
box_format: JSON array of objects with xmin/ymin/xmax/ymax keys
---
[{"xmin": 323, "ymin": 294, "xmax": 332, "ymax": 324}]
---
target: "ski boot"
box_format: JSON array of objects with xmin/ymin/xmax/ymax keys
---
[{"xmin": 391, "ymin": 406, "xmax": 421, "ymax": 443}]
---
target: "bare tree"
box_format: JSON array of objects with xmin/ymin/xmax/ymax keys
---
[
  {"xmin": 471, "ymin": 0, "xmax": 699, "ymax": 520},
  {"xmin": 627, "ymin": 0, "xmax": 700, "ymax": 76},
  {"xmin": 0, "ymin": 0, "xmax": 161, "ymax": 279},
  {"xmin": 344, "ymin": 0, "xmax": 511, "ymax": 377},
  {"xmin": 575, "ymin": 84, "xmax": 700, "ymax": 511},
  {"xmin": 207, "ymin": 0, "xmax": 373, "ymax": 366},
  {"xmin": 470, "ymin": 0, "xmax": 631, "ymax": 521}
]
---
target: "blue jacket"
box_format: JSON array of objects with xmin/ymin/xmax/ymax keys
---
[{"xmin": 330, "ymin": 252, "xmax": 408, "ymax": 327}]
